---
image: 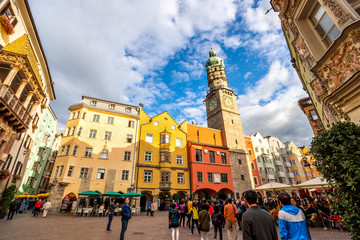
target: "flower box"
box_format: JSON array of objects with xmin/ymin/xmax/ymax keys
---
[
  {"xmin": 32, "ymin": 123, "xmax": 38, "ymax": 129},
  {"xmin": 0, "ymin": 16, "xmax": 14, "ymax": 35},
  {"xmin": 0, "ymin": 169, "xmax": 11, "ymax": 181}
]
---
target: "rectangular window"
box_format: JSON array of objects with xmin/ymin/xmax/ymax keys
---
[
  {"xmin": 248, "ymin": 149, "xmax": 252, "ymax": 155},
  {"xmin": 54, "ymin": 166, "xmax": 59, "ymax": 177},
  {"xmin": 221, "ymin": 152, "xmax": 227, "ymax": 164},
  {"xmin": 125, "ymin": 107, "xmax": 131, "ymax": 113},
  {"xmin": 241, "ymin": 174, "xmax": 245, "ymax": 180},
  {"xmin": 255, "ymin": 147, "xmax": 258, "ymax": 152},
  {"xmin": 89, "ymin": 129, "xmax": 97, "ymax": 138},
  {"xmin": 254, "ymin": 177, "xmax": 258, "ymax": 185},
  {"xmin": 221, "ymin": 173, "xmax": 228, "ymax": 183},
  {"xmin": 160, "ymin": 152, "xmax": 171, "ymax": 162},
  {"xmin": 172, "ymin": 125, "xmax": 176, "ymax": 130},
  {"xmin": 93, "ymin": 114, "xmax": 100, "ymax": 122},
  {"xmin": 144, "ymin": 170, "xmax": 153, "ymax": 182},
  {"xmin": 238, "ymin": 159, "xmax": 242, "ymax": 165},
  {"xmin": 96, "ymin": 169, "xmax": 105, "ymax": 179},
  {"xmin": 59, "ymin": 166, "xmax": 64, "ymax": 177},
  {"xmin": 161, "ymin": 172, "xmax": 170, "ymax": 182},
  {"xmin": 126, "ymin": 134, "xmax": 133, "ymax": 143},
  {"xmin": 67, "ymin": 166, "xmax": 74, "ymax": 177},
  {"xmin": 71, "ymin": 112, "xmax": 76, "ymax": 119},
  {"xmin": 70, "ymin": 127, "xmax": 75, "ymax": 136},
  {"xmin": 145, "ymin": 134, "xmax": 153, "ymax": 143},
  {"xmin": 176, "ymin": 155, "xmax": 183, "ymax": 165},
  {"xmin": 160, "ymin": 134, "xmax": 170, "ymax": 144},
  {"xmin": 124, "ymin": 151, "xmax": 131, "ymax": 161},
  {"xmin": 144, "ymin": 151, "xmax": 152, "ymax": 162},
  {"xmin": 76, "ymin": 111, "xmax": 80, "ymax": 118},
  {"xmin": 197, "ymin": 172, "xmax": 203, "ymax": 182},
  {"xmin": 65, "ymin": 145, "xmax": 70, "ymax": 155},
  {"xmin": 105, "ymin": 131, "xmax": 112, "ymax": 140},
  {"xmin": 84, "ymin": 147, "xmax": 93, "ymax": 157},
  {"xmin": 107, "ymin": 117, "xmax": 114, "ymax": 124},
  {"xmin": 109, "ymin": 104, "xmax": 115, "ymax": 110},
  {"xmin": 121, "ymin": 170, "xmax": 129, "ymax": 180},
  {"xmin": 72, "ymin": 145, "xmax": 78, "ymax": 156},
  {"xmin": 90, "ymin": 100, "xmax": 97, "ymax": 106},
  {"xmin": 310, "ymin": 3, "xmax": 340, "ymax": 46},
  {"xmin": 294, "ymin": 170, "xmax": 300, "ymax": 176},
  {"xmin": 251, "ymin": 162, "xmax": 255, "ymax": 170},
  {"xmin": 209, "ymin": 151, "xmax": 215, "ymax": 163},
  {"xmin": 82, "ymin": 112, "xmax": 86, "ymax": 119},
  {"xmin": 128, "ymin": 120, "xmax": 135, "ymax": 128},
  {"xmin": 309, "ymin": 109, "xmax": 319, "ymax": 121},
  {"xmin": 79, "ymin": 167, "xmax": 89, "ymax": 178},
  {"xmin": 154, "ymin": 121, "xmax": 159, "ymax": 126},
  {"xmin": 177, "ymin": 173, "xmax": 184, "ymax": 184},
  {"xmin": 207, "ymin": 172, "xmax": 213, "ymax": 183},
  {"xmin": 195, "ymin": 149, "xmax": 202, "ymax": 162},
  {"xmin": 100, "ymin": 149, "xmax": 108, "ymax": 159},
  {"xmin": 176, "ymin": 138, "xmax": 183, "ymax": 147},
  {"xmin": 77, "ymin": 127, "xmax": 83, "ymax": 136}
]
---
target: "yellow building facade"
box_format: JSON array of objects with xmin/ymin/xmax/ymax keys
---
[
  {"xmin": 49, "ymin": 96, "xmax": 139, "ymax": 210},
  {"xmin": 285, "ymin": 141, "xmax": 311, "ymax": 183},
  {"xmin": 135, "ymin": 110, "xmax": 190, "ymax": 210}
]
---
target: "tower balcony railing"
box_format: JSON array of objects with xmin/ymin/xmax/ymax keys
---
[
  {"xmin": 159, "ymin": 182, "xmax": 171, "ymax": 191},
  {"xmin": 0, "ymin": 84, "xmax": 31, "ymax": 132}
]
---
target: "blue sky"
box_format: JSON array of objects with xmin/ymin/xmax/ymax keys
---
[{"xmin": 29, "ymin": 0, "xmax": 313, "ymax": 146}]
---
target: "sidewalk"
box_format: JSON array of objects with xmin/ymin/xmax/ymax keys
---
[{"xmin": 0, "ymin": 211, "xmax": 350, "ymax": 240}]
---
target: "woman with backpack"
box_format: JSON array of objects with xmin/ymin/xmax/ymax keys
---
[
  {"xmin": 169, "ymin": 203, "xmax": 180, "ymax": 240},
  {"xmin": 199, "ymin": 203, "xmax": 211, "ymax": 240},
  {"xmin": 179, "ymin": 201, "xmax": 187, "ymax": 227},
  {"xmin": 212, "ymin": 205, "xmax": 224, "ymax": 240}
]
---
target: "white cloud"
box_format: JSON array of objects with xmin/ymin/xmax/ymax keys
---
[{"xmin": 244, "ymin": 72, "xmax": 252, "ymax": 79}]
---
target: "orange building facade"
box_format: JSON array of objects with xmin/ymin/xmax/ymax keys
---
[
  {"xmin": 187, "ymin": 125, "xmax": 233, "ymax": 200},
  {"xmin": 244, "ymin": 136, "xmax": 261, "ymax": 188}
]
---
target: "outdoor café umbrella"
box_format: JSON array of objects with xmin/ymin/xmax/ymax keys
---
[
  {"xmin": 295, "ymin": 177, "xmax": 330, "ymax": 189},
  {"xmin": 102, "ymin": 191, "xmax": 123, "ymax": 197},
  {"xmin": 253, "ymin": 182, "xmax": 297, "ymax": 191},
  {"xmin": 122, "ymin": 192, "xmax": 143, "ymax": 197},
  {"xmin": 78, "ymin": 190, "xmax": 101, "ymax": 196}
]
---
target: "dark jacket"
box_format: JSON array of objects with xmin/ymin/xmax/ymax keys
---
[
  {"xmin": 169, "ymin": 210, "xmax": 180, "ymax": 228},
  {"xmin": 108, "ymin": 202, "xmax": 117, "ymax": 214},
  {"xmin": 211, "ymin": 211, "xmax": 224, "ymax": 226},
  {"xmin": 198, "ymin": 210, "xmax": 210, "ymax": 232},
  {"xmin": 242, "ymin": 206, "xmax": 278, "ymax": 240},
  {"xmin": 121, "ymin": 203, "xmax": 131, "ymax": 220},
  {"xmin": 9, "ymin": 200, "xmax": 17, "ymax": 211}
]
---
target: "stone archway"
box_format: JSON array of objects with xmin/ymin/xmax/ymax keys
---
[
  {"xmin": 140, "ymin": 191, "xmax": 153, "ymax": 211},
  {"xmin": 61, "ymin": 192, "xmax": 77, "ymax": 212}
]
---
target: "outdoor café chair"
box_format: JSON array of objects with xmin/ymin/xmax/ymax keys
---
[
  {"xmin": 76, "ymin": 208, "xmax": 83, "ymax": 216},
  {"xmin": 97, "ymin": 209, "xmax": 104, "ymax": 217},
  {"xmin": 83, "ymin": 208, "xmax": 90, "ymax": 217}
]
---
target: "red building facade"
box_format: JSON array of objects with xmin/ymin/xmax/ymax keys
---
[{"xmin": 187, "ymin": 125, "xmax": 234, "ymax": 200}]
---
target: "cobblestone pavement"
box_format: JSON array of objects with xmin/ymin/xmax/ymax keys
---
[{"xmin": 0, "ymin": 211, "xmax": 350, "ymax": 240}]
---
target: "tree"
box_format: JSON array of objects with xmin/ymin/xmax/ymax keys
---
[
  {"xmin": 311, "ymin": 120, "xmax": 360, "ymax": 239},
  {"xmin": 0, "ymin": 185, "xmax": 16, "ymax": 216}
]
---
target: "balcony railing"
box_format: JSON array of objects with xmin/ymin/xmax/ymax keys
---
[
  {"xmin": 0, "ymin": 84, "xmax": 32, "ymax": 131},
  {"xmin": 275, "ymin": 160, "xmax": 282, "ymax": 166},
  {"xmin": 287, "ymin": 172, "xmax": 294, "ymax": 178},
  {"xmin": 277, "ymin": 171, "xmax": 286, "ymax": 178},
  {"xmin": 159, "ymin": 182, "xmax": 171, "ymax": 191}
]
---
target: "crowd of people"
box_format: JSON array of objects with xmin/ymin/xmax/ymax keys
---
[
  {"xmin": 164, "ymin": 190, "xmax": 333, "ymax": 240},
  {"xmin": 7, "ymin": 198, "xmax": 52, "ymax": 220}
]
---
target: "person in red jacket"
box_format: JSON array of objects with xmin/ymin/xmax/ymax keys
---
[
  {"xmin": 33, "ymin": 199, "xmax": 42, "ymax": 217},
  {"xmin": 208, "ymin": 201, "xmax": 214, "ymax": 229}
]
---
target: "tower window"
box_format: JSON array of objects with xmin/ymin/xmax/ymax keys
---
[
  {"xmin": 241, "ymin": 175, "xmax": 245, "ymax": 180},
  {"xmin": 231, "ymin": 119, "xmax": 234, "ymax": 124}
]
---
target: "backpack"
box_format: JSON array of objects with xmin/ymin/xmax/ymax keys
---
[
  {"xmin": 212, "ymin": 211, "xmax": 223, "ymax": 225},
  {"xmin": 237, "ymin": 205, "xmax": 242, "ymax": 214},
  {"xmin": 169, "ymin": 210, "xmax": 180, "ymax": 228}
]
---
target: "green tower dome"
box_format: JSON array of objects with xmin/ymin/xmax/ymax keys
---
[{"xmin": 206, "ymin": 49, "xmax": 225, "ymax": 69}]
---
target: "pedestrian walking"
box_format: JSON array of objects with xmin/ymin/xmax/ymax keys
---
[
  {"xmin": 169, "ymin": 203, "xmax": 180, "ymax": 240},
  {"xmin": 179, "ymin": 201, "xmax": 186, "ymax": 227},
  {"xmin": 199, "ymin": 203, "xmax": 210, "ymax": 240},
  {"xmin": 120, "ymin": 198, "xmax": 131, "ymax": 240},
  {"xmin": 186, "ymin": 198, "xmax": 193, "ymax": 228},
  {"xmin": 106, "ymin": 198, "xmax": 117, "ymax": 232},
  {"xmin": 146, "ymin": 200, "xmax": 152, "ymax": 216},
  {"xmin": 42, "ymin": 199, "xmax": 52, "ymax": 218},
  {"xmin": 212, "ymin": 205, "xmax": 224, "ymax": 240},
  {"xmin": 208, "ymin": 201, "xmax": 214, "ymax": 229},
  {"xmin": 278, "ymin": 192, "xmax": 311, "ymax": 240},
  {"xmin": 18, "ymin": 199, "xmax": 26, "ymax": 213},
  {"xmin": 33, "ymin": 199, "xmax": 42, "ymax": 217},
  {"xmin": 190, "ymin": 202, "xmax": 201, "ymax": 235},
  {"xmin": 7, "ymin": 199, "xmax": 17, "ymax": 220},
  {"xmin": 150, "ymin": 200, "xmax": 155, "ymax": 216},
  {"xmin": 24, "ymin": 198, "xmax": 30, "ymax": 213},
  {"xmin": 242, "ymin": 190, "xmax": 278, "ymax": 240},
  {"xmin": 224, "ymin": 198, "xmax": 238, "ymax": 240}
]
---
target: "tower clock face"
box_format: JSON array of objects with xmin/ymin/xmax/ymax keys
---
[
  {"xmin": 224, "ymin": 96, "xmax": 234, "ymax": 108},
  {"xmin": 209, "ymin": 98, "xmax": 217, "ymax": 111}
]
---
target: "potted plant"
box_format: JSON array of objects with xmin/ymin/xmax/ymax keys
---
[
  {"xmin": 0, "ymin": 185, "xmax": 16, "ymax": 219},
  {"xmin": 0, "ymin": 16, "xmax": 14, "ymax": 35},
  {"xmin": 0, "ymin": 169, "xmax": 11, "ymax": 181}
]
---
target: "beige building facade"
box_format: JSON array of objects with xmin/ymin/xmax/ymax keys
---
[{"xmin": 49, "ymin": 96, "xmax": 139, "ymax": 210}]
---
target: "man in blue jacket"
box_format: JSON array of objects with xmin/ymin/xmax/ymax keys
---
[
  {"xmin": 278, "ymin": 192, "xmax": 311, "ymax": 240},
  {"xmin": 120, "ymin": 198, "xmax": 131, "ymax": 240}
]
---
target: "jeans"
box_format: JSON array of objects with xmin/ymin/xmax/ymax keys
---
[
  {"xmin": 24, "ymin": 205, "xmax": 28, "ymax": 213},
  {"xmin": 225, "ymin": 221, "xmax": 237, "ymax": 240},
  {"xmin": 214, "ymin": 224, "xmax": 223, "ymax": 240},
  {"xmin": 33, "ymin": 207, "xmax": 40, "ymax": 217},
  {"xmin": 237, "ymin": 216, "xmax": 242, "ymax": 230},
  {"xmin": 120, "ymin": 218, "xmax": 129, "ymax": 240},
  {"xmin": 107, "ymin": 214, "xmax": 114, "ymax": 230},
  {"xmin": 191, "ymin": 219, "xmax": 200, "ymax": 234},
  {"xmin": 147, "ymin": 209, "xmax": 151, "ymax": 215},
  {"xmin": 7, "ymin": 210, "xmax": 15, "ymax": 220},
  {"xmin": 179, "ymin": 213, "xmax": 186, "ymax": 226}
]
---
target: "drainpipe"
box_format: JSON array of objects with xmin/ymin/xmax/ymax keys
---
[{"xmin": 131, "ymin": 109, "xmax": 140, "ymax": 192}]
